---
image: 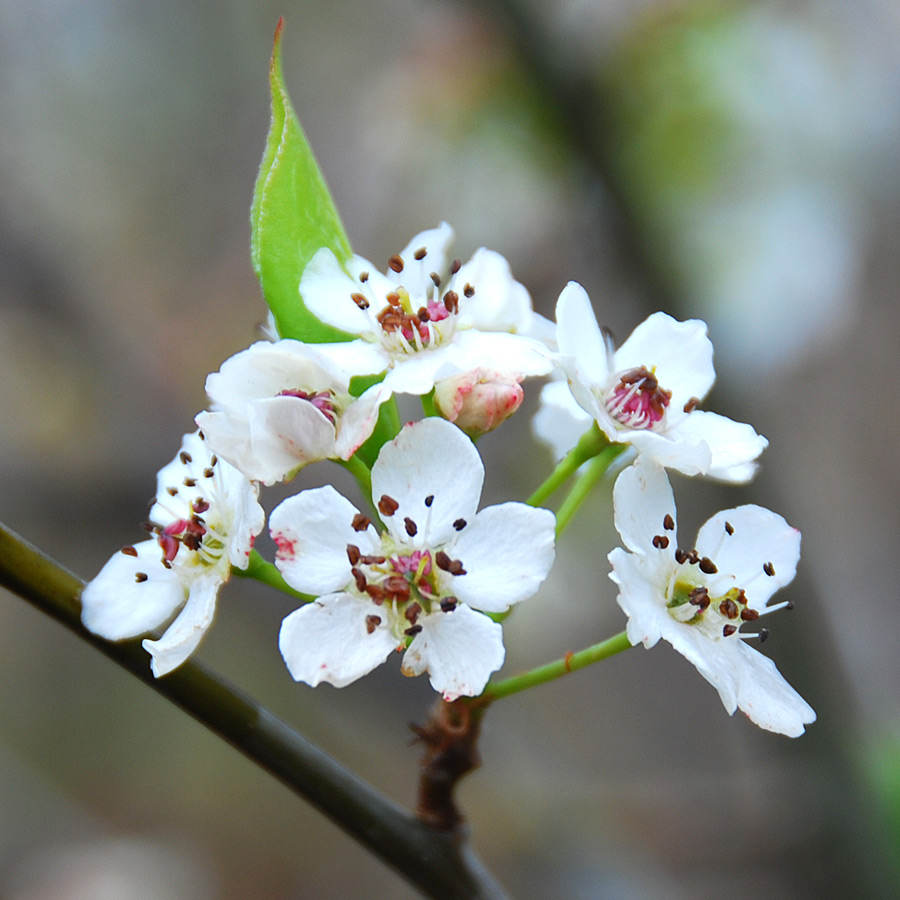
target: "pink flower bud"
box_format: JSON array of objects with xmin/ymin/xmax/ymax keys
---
[{"xmin": 434, "ymin": 369, "xmax": 524, "ymax": 437}]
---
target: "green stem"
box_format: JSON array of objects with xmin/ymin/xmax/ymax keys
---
[
  {"xmin": 527, "ymin": 424, "xmax": 611, "ymax": 507},
  {"xmin": 0, "ymin": 521, "xmax": 511, "ymax": 900},
  {"xmin": 554, "ymin": 444, "xmax": 627, "ymax": 537},
  {"xmin": 233, "ymin": 549, "xmax": 313, "ymax": 602},
  {"xmin": 420, "ymin": 391, "xmax": 439, "ymax": 418},
  {"xmin": 339, "ymin": 453, "xmax": 373, "ymax": 499},
  {"xmin": 477, "ymin": 631, "xmax": 633, "ymax": 704}
]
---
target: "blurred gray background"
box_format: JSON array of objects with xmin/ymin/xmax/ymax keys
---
[{"xmin": 2, "ymin": 0, "xmax": 900, "ymax": 898}]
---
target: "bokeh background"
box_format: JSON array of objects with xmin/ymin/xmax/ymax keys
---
[{"xmin": 2, "ymin": 0, "xmax": 900, "ymax": 897}]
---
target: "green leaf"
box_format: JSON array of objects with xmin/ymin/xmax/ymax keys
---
[{"xmin": 251, "ymin": 18, "xmax": 353, "ymax": 343}]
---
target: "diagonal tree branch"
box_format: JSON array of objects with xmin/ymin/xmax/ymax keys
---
[{"xmin": 0, "ymin": 521, "xmax": 511, "ymax": 900}]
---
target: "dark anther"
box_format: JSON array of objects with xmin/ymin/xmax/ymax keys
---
[
  {"xmin": 674, "ymin": 548, "xmax": 688, "ymax": 564},
  {"xmin": 386, "ymin": 291, "xmax": 401, "ymax": 307},
  {"xmin": 351, "ymin": 513, "xmax": 371, "ymax": 532},
  {"xmin": 725, "ymin": 521, "xmax": 734, "ymax": 535},
  {"xmin": 347, "ymin": 544, "xmax": 361, "ymax": 566},
  {"xmin": 741, "ymin": 608, "xmax": 760, "ymax": 621},
  {"xmin": 687, "ymin": 549, "xmax": 700, "ymax": 565},
  {"xmin": 447, "ymin": 559, "xmax": 466, "ymax": 576},
  {"xmin": 785, "ymin": 600, "xmax": 794, "ymax": 610},
  {"xmin": 699, "ymin": 556, "xmax": 717, "ymax": 574},
  {"xmin": 365, "ymin": 584, "xmax": 386, "ymax": 603},
  {"xmin": 192, "ymin": 499, "xmax": 210, "ymax": 514},
  {"xmin": 388, "ymin": 254, "xmax": 404, "ymax": 273},
  {"xmin": 413, "ymin": 247, "xmax": 427, "ymax": 260},
  {"xmin": 652, "ymin": 535, "xmax": 669, "ymax": 549},
  {"xmin": 435, "ymin": 551, "xmax": 451, "ymax": 571},
  {"xmin": 365, "ymin": 615, "xmax": 382, "ymax": 634},
  {"xmin": 463, "ymin": 283, "xmax": 474, "ymax": 298},
  {"xmin": 210, "ymin": 455, "xmax": 217, "ymax": 466},
  {"xmin": 351, "ymin": 292, "xmax": 370, "ymax": 310},
  {"xmin": 182, "ymin": 532, "xmax": 201, "ymax": 552},
  {"xmin": 166, "ymin": 486, "xmax": 178, "ymax": 496},
  {"xmin": 352, "ymin": 568, "xmax": 367, "ymax": 592},
  {"xmin": 450, "ymin": 258, "xmax": 461, "ymax": 275},
  {"xmin": 417, "ymin": 306, "xmax": 430, "ymax": 322},
  {"xmin": 722, "ymin": 624, "xmax": 738, "ymax": 637},
  {"xmin": 360, "ymin": 271, "xmax": 369, "ymax": 282},
  {"xmin": 405, "ymin": 602, "xmax": 422, "ymax": 623},
  {"xmin": 183, "ymin": 477, "xmax": 197, "ymax": 488},
  {"xmin": 378, "ymin": 495, "xmax": 399, "ymax": 516},
  {"xmin": 683, "ymin": 397, "xmax": 700, "ymax": 414},
  {"xmin": 443, "ymin": 290, "xmax": 459, "ymax": 314},
  {"xmin": 179, "ymin": 451, "xmax": 192, "ymax": 464},
  {"xmin": 135, "ymin": 572, "xmax": 148, "ymax": 583},
  {"xmin": 425, "ymin": 495, "xmax": 434, "ymax": 507},
  {"xmin": 203, "ymin": 467, "xmax": 215, "ymax": 478},
  {"xmin": 663, "ymin": 514, "xmax": 675, "ymax": 531},
  {"xmin": 121, "ymin": 546, "xmax": 138, "ymax": 557},
  {"xmin": 430, "ymin": 272, "xmax": 441, "ymax": 287},
  {"xmin": 719, "ymin": 598, "xmax": 739, "ymax": 619},
  {"xmin": 404, "ymin": 517, "xmax": 418, "ymax": 537},
  {"xmin": 359, "ymin": 554, "xmax": 386, "ymax": 566},
  {"xmin": 689, "ymin": 587, "xmax": 709, "ymax": 609},
  {"xmin": 404, "ymin": 624, "xmax": 423, "ymax": 637},
  {"xmin": 763, "ymin": 562, "xmax": 776, "ymax": 577},
  {"xmin": 161, "ymin": 559, "xmax": 172, "ymax": 569},
  {"xmin": 759, "ymin": 628, "xmax": 770, "ymax": 643},
  {"xmin": 440, "ymin": 597, "xmax": 458, "ymax": 613},
  {"xmin": 384, "ymin": 576, "xmax": 411, "ymax": 601},
  {"xmin": 453, "ymin": 518, "xmax": 467, "ymax": 531}
]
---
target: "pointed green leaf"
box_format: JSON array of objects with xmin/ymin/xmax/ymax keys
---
[{"xmin": 251, "ymin": 18, "xmax": 353, "ymax": 343}]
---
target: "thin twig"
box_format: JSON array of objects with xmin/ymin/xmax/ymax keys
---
[{"xmin": 0, "ymin": 521, "xmax": 512, "ymax": 900}]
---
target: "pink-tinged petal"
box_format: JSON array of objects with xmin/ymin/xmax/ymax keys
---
[
  {"xmin": 532, "ymin": 380, "xmax": 593, "ymax": 462},
  {"xmin": 608, "ymin": 547, "xmax": 669, "ymax": 649},
  {"xmin": 142, "ymin": 572, "xmax": 220, "ymax": 677},
  {"xmin": 299, "ymin": 248, "xmax": 375, "ymax": 335},
  {"xmin": 555, "ymin": 282, "xmax": 612, "ymax": 388},
  {"xmin": 270, "ymin": 486, "xmax": 377, "ymax": 594},
  {"xmin": 625, "ymin": 429, "xmax": 713, "ymax": 478},
  {"xmin": 450, "ymin": 504, "xmax": 555, "ymax": 613},
  {"xmin": 695, "ymin": 505, "xmax": 800, "ymax": 609},
  {"xmin": 732, "ymin": 642, "xmax": 816, "ymax": 736},
  {"xmin": 81, "ymin": 540, "xmax": 186, "ymax": 640},
  {"xmin": 371, "ymin": 419, "xmax": 483, "ymax": 547},
  {"xmin": 614, "ymin": 313, "xmax": 715, "ymax": 412},
  {"xmin": 401, "ymin": 606, "xmax": 505, "ymax": 700},
  {"xmin": 396, "ymin": 222, "xmax": 455, "ymax": 298},
  {"xmin": 279, "ymin": 593, "xmax": 398, "ymax": 688},
  {"xmin": 452, "ymin": 248, "xmax": 532, "ymax": 333},
  {"xmin": 612, "ymin": 458, "xmax": 677, "ymax": 556},
  {"xmin": 333, "ymin": 383, "xmax": 392, "ymax": 459},
  {"xmin": 668, "ymin": 410, "xmax": 768, "ymax": 484}
]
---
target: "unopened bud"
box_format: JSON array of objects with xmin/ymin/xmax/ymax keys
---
[{"xmin": 433, "ymin": 369, "xmax": 524, "ymax": 437}]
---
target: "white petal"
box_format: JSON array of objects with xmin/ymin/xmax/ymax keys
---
[
  {"xmin": 396, "ymin": 222, "xmax": 455, "ymax": 298},
  {"xmin": 732, "ymin": 642, "xmax": 816, "ymax": 736},
  {"xmin": 217, "ymin": 458, "xmax": 265, "ymax": 570},
  {"xmin": 370, "ymin": 419, "xmax": 483, "ymax": 547},
  {"xmin": 270, "ymin": 486, "xmax": 378, "ymax": 594},
  {"xmin": 451, "ymin": 331, "xmax": 554, "ymax": 378},
  {"xmin": 612, "ymin": 458, "xmax": 677, "ymax": 556},
  {"xmin": 662, "ymin": 620, "xmax": 741, "ymax": 714},
  {"xmin": 312, "ymin": 339, "xmax": 390, "ymax": 380},
  {"xmin": 333, "ymin": 382, "xmax": 392, "ymax": 459},
  {"xmin": 452, "ymin": 248, "xmax": 532, "ymax": 333},
  {"xmin": 450, "ymin": 504, "xmax": 556, "ymax": 613},
  {"xmin": 81, "ymin": 540, "xmax": 186, "ymax": 640},
  {"xmin": 608, "ymin": 547, "xmax": 670, "ymax": 649},
  {"xmin": 142, "ymin": 572, "xmax": 220, "ymax": 677},
  {"xmin": 625, "ymin": 428, "xmax": 713, "ymax": 478},
  {"xmin": 555, "ymin": 282, "xmax": 611, "ymax": 388},
  {"xmin": 279, "ymin": 593, "xmax": 398, "ymax": 687},
  {"xmin": 401, "ymin": 606, "xmax": 505, "ymax": 700},
  {"xmin": 380, "ymin": 348, "xmax": 454, "ymax": 396},
  {"xmin": 532, "ymin": 380, "xmax": 593, "ymax": 462},
  {"xmin": 614, "ymin": 313, "xmax": 715, "ymax": 414},
  {"xmin": 299, "ymin": 248, "xmax": 375, "ymax": 335},
  {"xmin": 668, "ymin": 410, "xmax": 768, "ymax": 484},
  {"xmin": 695, "ymin": 505, "xmax": 800, "ymax": 608}
]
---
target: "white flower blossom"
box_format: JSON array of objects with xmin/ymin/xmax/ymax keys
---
[
  {"xmin": 80, "ymin": 431, "xmax": 265, "ymax": 676},
  {"xmin": 531, "ymin": 377, "xmax": 594, "ymax": 462},
  {"xmin": 555, "ymin": 282, "xmax": 767, "ymax": 482},
  {"xmin": 195, "ymin": 340, "xmax": 389, "ymax": 486},
  {"xmin": 271, "ymin": 418, "xmax": 556, "ymax": 699},
  {"xmin": 608, "ymin": 457, "xmax": 815, "ymax": 736},
  {"xmin": 297, "ymin": 223, "xmax": 554, "ymax": 400}
]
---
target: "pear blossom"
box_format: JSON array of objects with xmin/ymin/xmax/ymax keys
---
[
  {"xmin": 297, "ymin": 223, "xmax": 554, "ymax": 400},
  {"xmin": 555, "ymin": 282, "xmax": 767, "ymax": 481},
  {"xmin": 271, "ymin": 418, "xmax": 556, "ymax": 699},
  {"xmin": 531, "ymin": 377, "xmax": 594, "ymax": 462},
  {"xmin": 433, "ymin": 368, "xmax": 524, "ymax": 437},
  {"xmin": 80, "ymin": 431, "xmax": 265, "ymax": 676},
  {"xmin": 608, "ymin": 457, "xmax": 815, "ymax": 736},
  {"xmin": 195, "ymin": 340, "xmax": 389, "ymax": 485}
]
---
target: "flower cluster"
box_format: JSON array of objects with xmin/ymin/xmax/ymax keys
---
[{"xmin": 81, "ymin": 223, "xmax": 814, "ymax": 734}]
